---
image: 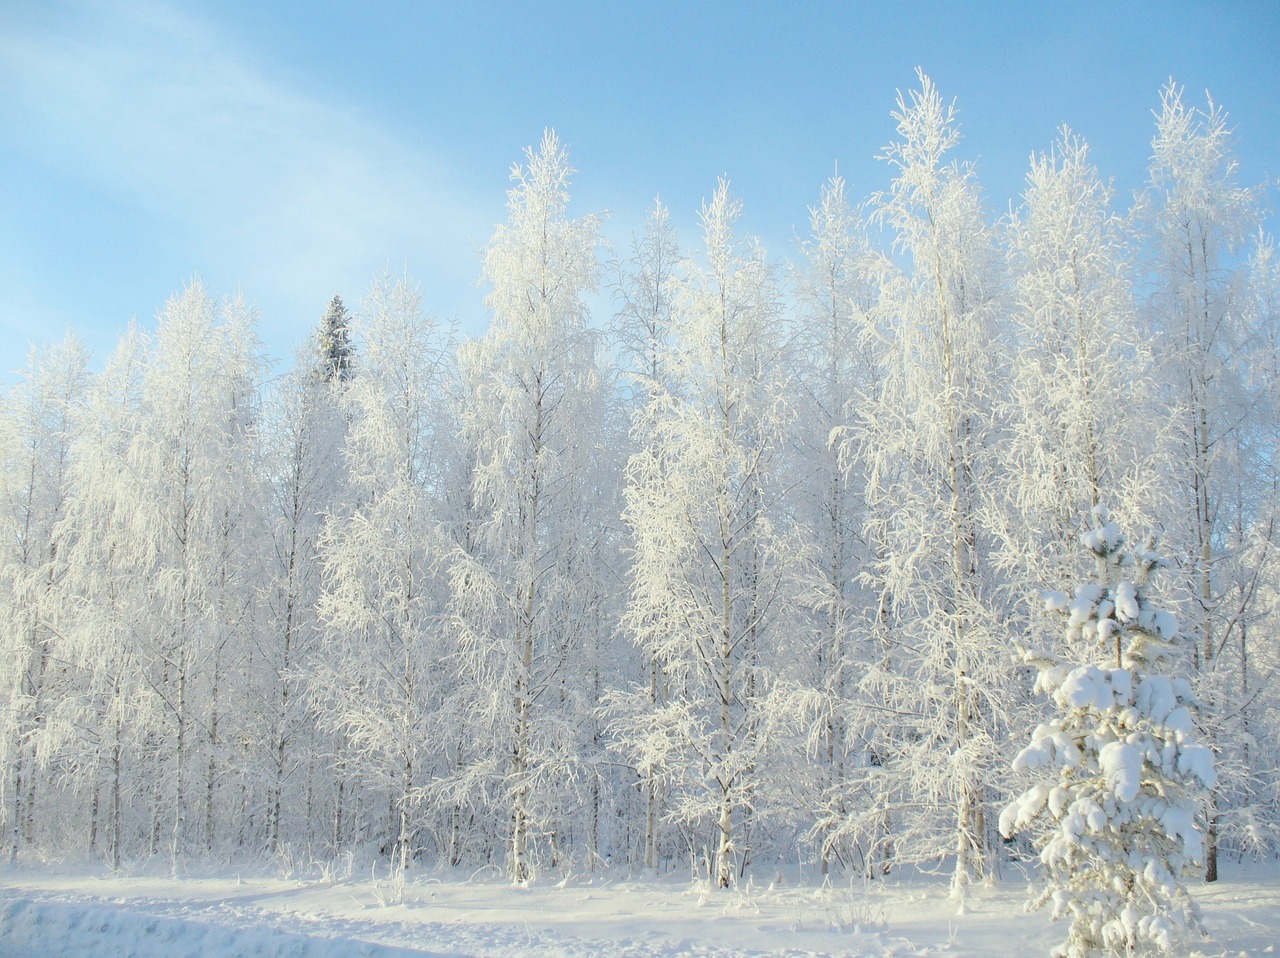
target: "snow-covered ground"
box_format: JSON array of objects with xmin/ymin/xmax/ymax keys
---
[{"xmin": 2, "ymin": 860, "xmax": 1277, "ymax": 957}]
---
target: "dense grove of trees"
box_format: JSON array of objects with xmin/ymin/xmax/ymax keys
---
[{"xmin": 2, "ymin": 76, "xmax": 1277, "ymax": 904}]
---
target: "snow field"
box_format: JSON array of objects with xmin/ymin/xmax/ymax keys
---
[
  {"xmin": 2, "ymin": 863, "xmax": 1277, "ymax": 957},
  {"xmin": 0, "ymin": 896, "xmax": 432, "ymax": 958}
]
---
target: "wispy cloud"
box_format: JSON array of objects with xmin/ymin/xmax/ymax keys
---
[{"xmin": 0, "ymin": 0, "xmax": 498, "ymax": 355}]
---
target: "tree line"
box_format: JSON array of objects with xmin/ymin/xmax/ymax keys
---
[{"xmin": 2, "ymin": 74, "xmax": 1276, "ymax": 902}]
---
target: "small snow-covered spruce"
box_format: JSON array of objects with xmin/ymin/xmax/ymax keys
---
[{"xmin": 1000, "ymin": 507, "xmax": 1216, "ymax": 957}]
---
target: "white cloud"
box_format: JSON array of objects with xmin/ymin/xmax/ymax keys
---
[{"xmin": 0, "ymin": 0, "xmax": 499, "ymax": 357}]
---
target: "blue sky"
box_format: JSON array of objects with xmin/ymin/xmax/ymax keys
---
[{"xmin": 1, "ymin": 0, "xmax": 1276, "ymax": 379}]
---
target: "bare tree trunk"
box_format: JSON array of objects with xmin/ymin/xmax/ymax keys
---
[
  {"xmin": 172, "ymin": 654, "xmax": 187, "ymax": 867},
  {"xmin": 332, "ymin": 776, "xmax": 345, "ymax": 854},
  {"xmin": 206, "ymin": 640, "xmax": 221, "ymax": 854},
  {"xmin": 7, "ymin": 745, "xmax": 21, "ymax": 864},
  {"xmin": 110, "ymin": 718, "xmax": 122, "ymax": 871}
]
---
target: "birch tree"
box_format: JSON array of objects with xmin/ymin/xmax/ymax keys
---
[
  {"xmin": 610, "ymin": 200, "xmax": 684, "ymax": 871},
  {"xmin": 254, "ymin": 307, "xmax": 353, "ymax": 855},
  {"xmin": 783, "ymin": 174, "xmax": 884, "ymax": 876},
  {"xmin": 309, "ymin": 273, "xmax": 452, "ymax": 876},
  {"xmin": 56, "ymin": 326, "xmax": 150, "ymax": 868},
  {"xmin": 1144, "ymin": 83, "xmax": 1274, "ymax": 879},
  {"xmin": 614, "ymin": 200, "xmax": 681, "ymax": 404},
  {"xmin": 999, "ymin": 129, "xmax": 1165, "ymax": 593},
  {"xmin": 122, "ymin": 281, "xmax": 263, "ymax": 863},
  {"xmin": 0, "ymin": 335, "xmax": 89, "ymax": 860},
  {"xmin": 845, "ymin": 72, "xmax": 1009, "ymax": 900},
  {"xmin": 612, "ymin": 179, "xmax": 802, "ymax": 889},
  {"xmin": 449, "ymin": 130, "xmax": 610, "ymax": 882},
  {"xmin": 1233, "ymin": 239, "xmax": 1280, "ymax": 846}
]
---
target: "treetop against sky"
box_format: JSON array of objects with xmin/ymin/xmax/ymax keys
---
[{"xmin": 0, "ymin": 0, "xmax": 1275, "ymax": 379}]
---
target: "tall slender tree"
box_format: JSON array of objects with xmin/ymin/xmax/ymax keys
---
[
  {"xmin": 612, "ymin": 180, "xmax": 802, "ymax": 888},
  {"xmin": 449, "ymin": 130, "xmax": 609, "ymax": 882},
  {"xmin": 784, "ymin": 174, "xmax": 883, "ymax": 876},
  {"xmin": 847, "ymin": 72, "xmax": 1009, "ymax": 900},
  {"xmin": 253, "ymin": 301, "xmax": 355, "ymax": 855},
  {"xmin": 999, "ymin": 129, "xmax": 1165, "ymax": 593},
  {"xmin": 609, "ymin": 199, "xmax": 684, "ymax": 871},
  {"xmin": 57, "ymin": 326, "xmax": 149, "ymax": 868},
  {"xmin": 121, "ymin": 280, "xmax": 262, "ymax": 864},
  {"xmin": 309, "ymin": 273, "xmax": 452, "ymax": 876},
  {"xmin": 0, "ymin": 334, "xmax": 90, "ymax": 861},
  {"xmin": 1144, "ymin": 83, "xmax": 1274, "ymax": 880}
]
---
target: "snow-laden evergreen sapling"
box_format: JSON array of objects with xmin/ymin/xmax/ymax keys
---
[{"xmin": 1000, "ymin": 508, "xmax": 1216, "ymax": 957}]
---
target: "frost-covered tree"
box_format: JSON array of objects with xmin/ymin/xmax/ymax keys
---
[
  {"xmin": 448, "ymin": 131, "xmax": 611, "ymax": 882},
  {"xmin": 1001, "ymin": 508, "xmax": 1216, "ymax": 957},
  {"xmin": 0, "ymin": 334, "xmax": 90, "ymax": 861},
  {"xmin": 613, "ymin": 199, "xmax": 681, "ymax": 405},
  {"xmin": 990, "ymin": 132, "xmax": 1174, "ymax": 863},
  {"xmin": 609, "ymin": 199, "xmax": 684, "ymax": 871},
  {"xmin": 999, "ymin": 129, "xmax": 1165, "ymax": 592},
  {"xmin": 309, "ymin": 273, "xmax": 452, "ymax": 876},
  {"xmin": 198, "ymin": 296, "xmax": 266, "ymax": 855},
  {"xmin": 1143, "ymin": 83, "xmax": 1274, "ymax": 878},
  {"xmin": 120, "ymin": 281, "xmax": 263, "ymax": 862},
  {"xmin": 1230, "ymin": 237, "xmax": 1280, "ymax": 844},
  {"xmin": 4, "ymin": 70, "xmax": 1278, "ymax": 882},
  {"xmin": 56, "ymin": 326, "xmax": 149, "ymax": 868},
  {"xmin": 253, "ymin": 303, "xmax": 354, "ymax": 854},
  {"xmin": 317, "ymin": 294, "xmax": 355, "ymax": 383},
  {"xmin": 783, "ymin": 174, "xmax": 883, "ymax": 876},
  {"xmin": 839, "ymin": 71, "xmax": 1009, "ymax": 899},
  {"xmin": 611, "ymin": 179, "xmax": 802, "ymax": 889}
]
